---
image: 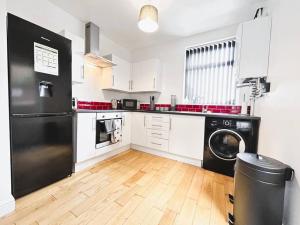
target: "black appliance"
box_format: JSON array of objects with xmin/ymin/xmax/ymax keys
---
[
  {"xmin": 203, "ymin": 117, "xmax": 260, "ymax": 177},
  {"xmin": 117, "ymin": 100, "xmax": 122, "ymax": 110},
  {"xmin": 7, "ymin": 14, "xmax": 73, "ymax": 198},
  {"xmin": 231, "ymin": 153, "xmax": 294, "ymax": 225},
  {"xmin": 122, "ymin": 99, "xmax": 137, "ymax": 110},
  {"xmin": 150, "ymin": 96, "xmax": 155, "ymax": 111}
]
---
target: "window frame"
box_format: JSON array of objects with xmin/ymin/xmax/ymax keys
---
[{"xmin": 183, "ymin": 36, "xmax": 238, "ymax": 105}]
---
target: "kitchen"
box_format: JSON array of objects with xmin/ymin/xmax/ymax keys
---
[{"xmin": 0, "ymin": 0, "xmax": 300, "ymax": 225}]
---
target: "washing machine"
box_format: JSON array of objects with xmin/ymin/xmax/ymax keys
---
[{"xmin": 203, "ymin": 117, "xmax": 260, "ymax": 177}]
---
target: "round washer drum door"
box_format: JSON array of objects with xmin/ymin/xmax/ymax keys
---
[{"xmin": 208, "ymin": 129, "xmax": 246, "ymax": 161}]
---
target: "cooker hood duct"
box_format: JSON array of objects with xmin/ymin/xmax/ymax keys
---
[{"xmin": 85, "ymin": 22, "xmax": 115, "ymax": 68}]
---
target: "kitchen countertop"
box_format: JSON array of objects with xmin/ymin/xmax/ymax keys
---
[{"xmin": 74, "ymin": 109, "xmax": 261, "ymax": 120}]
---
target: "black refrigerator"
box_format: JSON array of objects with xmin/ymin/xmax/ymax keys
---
[{"xmin": 7, "ymin": 14, "xmax": 73, "ymax": 198}]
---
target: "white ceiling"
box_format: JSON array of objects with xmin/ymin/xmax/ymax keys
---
[{"xmin": 49, "ymin": 0, "xmax": 267, "ymax": 50}]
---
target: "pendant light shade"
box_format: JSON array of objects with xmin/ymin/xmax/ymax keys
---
[{"xmin": 138, "ymin": 5, "xmax": 159, "ymax": 33}]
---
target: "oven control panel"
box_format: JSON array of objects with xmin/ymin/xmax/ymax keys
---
[{"xmin": 96, "ymin": 113, "xmax": 122, "ymax": 120}]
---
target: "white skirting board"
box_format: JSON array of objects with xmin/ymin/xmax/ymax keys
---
[
  {"xmin": 73, "ymin": 144, "xmax": 131, "ymax": 172},
  {"xmin": 131, "ymin": 144, "xmax": 203, "ymax": 167},
  {"xmin": 0, "ymin": 195, "xmax": 15, "ymax": 218}
]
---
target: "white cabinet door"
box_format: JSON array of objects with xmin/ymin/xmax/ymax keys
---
[
  {"xmin": 131, "ymin": 112, "xmax": 147, "ymax": 146},
  {"xmin": 101, "ymin": 55, "xmax": 131, "ymax": 92},
  {"xmin": 72, "ymin": 54, "xmax": 85, "ymax": 83},
  {"xmin": 238, "ymin": 17, "xmax": 272, "ymax": 78},
  {"xmin": 122, "ymin": 112, "xmax": 132, "ymax": 146},
  {"xmin": 60, "ymin": 30, "xmax": 85, "ymax": 83},
  {"xmin": 169, "ymin": 115, "xmax": 205, "ymax": 160},
  {"xmin": 76, "ymin": 113, "xmax": 96, "ymax": 162},
  {"xmin": 131, "ymin": 59, "xmax": 161, "ymax": 92}
]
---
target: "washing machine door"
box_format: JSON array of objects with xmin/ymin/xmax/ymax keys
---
[{"xmin": 208, "ymin": 129, "xmax": 246, "ymax": 161}]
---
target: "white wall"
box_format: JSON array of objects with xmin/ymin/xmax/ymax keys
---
[
  {"xmin": 0, "ymin": 0, "xmax": 15, "ymax": 217},
  {"xmin": 130, "ymin": 25, "xmax": 238, "ymax": 104},
  {"xmin": 7, "ymin": 0, "xmax": 131, "ymax": 102},
  {"xmin": 255, "ymin": 1, "xmax": 300, "ymax": 224}
]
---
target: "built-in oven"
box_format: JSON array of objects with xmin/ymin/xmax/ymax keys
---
[{"xmin": 96, "ymin": 113, "xmax": 122, "ymax": 149}]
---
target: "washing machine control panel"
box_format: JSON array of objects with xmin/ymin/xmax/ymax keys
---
[
  {"xmin": 223, "ymin": 120, "xmax": 233, "ymax": 127},
  {"xmin": 207, "ymin": 119, "xmax": 236, "ymax": 128}
]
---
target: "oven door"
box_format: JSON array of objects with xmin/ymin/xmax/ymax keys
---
[{"xmin": 95, "ymin": 120, "xmax": 111, "ymax": 148}]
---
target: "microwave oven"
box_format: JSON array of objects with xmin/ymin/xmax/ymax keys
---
[{"xmin": 122, "ymin": 99, "xmax": 138, "ymax": 110}]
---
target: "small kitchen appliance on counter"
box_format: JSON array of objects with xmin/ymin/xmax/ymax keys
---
[
  {"xmin": 72, "ymin": 97, "xmax": 78, "ymax": 110},
  {"xmin": 111, "ymin": 99, "xmax": 118, "ymax": 110},
  {"xmin": 122, "ymin": 99, "xmax": 137, "ymax": 110},
  {"xmin": 171, "ymin": 95, "xmax": 176, "ymax": 111},
  {"xmin": 117, "ymin": 100, "xmax": 122, "ymax": 109},
  {"xmin": 150, "ymin": 96, "xmax": 155, "ymax": 111}
]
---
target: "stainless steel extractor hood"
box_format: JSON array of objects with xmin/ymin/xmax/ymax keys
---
[{"xmin": 85, "ymin": 22, "xmax": 115, "ymax": 68}]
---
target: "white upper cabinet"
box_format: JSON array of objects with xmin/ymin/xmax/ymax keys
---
[
  {"xmin": 169, "ymin": 115, "xmax": 205, "ymax": 160},
  {"xmin": 60, "ymin": 30, "xmax": 85, "ymax": 84},
  {"xmin": 101, "ymin": 54, "xmax": 131, "ymax": 92},
  {"xmin": 131, "ymin": 58, "xmax": 161, "ymax": 92},
  {"xmin": 236, "ymin": 17, "xmax": 272, "ymax": 79}
]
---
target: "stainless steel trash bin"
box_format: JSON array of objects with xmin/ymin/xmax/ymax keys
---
[{"xmin": 232, "ymin": 153, "xmax": 294, "ymax": 225}]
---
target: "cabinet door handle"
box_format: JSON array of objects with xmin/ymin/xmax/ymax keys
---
[
  {"xmin": 151, "ymin": 142, "xmax": 162, "ymax": 146},
  {"xmin": 129, "ymin": 81, "xmax": 131, "ymax": 91},
  {"xmin": 169, "ymin": 118, "xmax": 172, "ymax": 130},
  {"xmin": 131, "ymin": 80, "xmax": 133, "ymax": 90},
  {"xmin": 112, "ymin": 75, "xmax": 115, "ymax": 86},
  {"xmin": 152, "ymin": 124, "xmax": 162, "ymax": 127},
  {"xmin": 81, "ymin": 65, "xmax": 84, "ymax": 79},
  {"xmin": 152, "ymin": 132, "xmax": 162, "ymax": 135},
  {"xmin": 144, "ymin": 115, "xmax": 146, "ymax": 127},
  {"xmin": 122, "ymin": 116, "xmax": 125, "ymax": 126},
  {"xmin": 153, "ymin": 77, "xmax": 156, "ymax": 89},
  {"xmin": 152, "ymin": 116, "xmax": 162, "ymax": 119}
]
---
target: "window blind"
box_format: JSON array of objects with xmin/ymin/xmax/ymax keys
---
[{"xmin": 184, "ymin": 38, "xmax": 237, "ymax": 105}]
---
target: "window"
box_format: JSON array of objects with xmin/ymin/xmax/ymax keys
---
[{"xmin": 184, "ymin": 38, "xmax": 237, "ymax": 105}]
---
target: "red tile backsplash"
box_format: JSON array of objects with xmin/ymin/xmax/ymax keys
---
[
  {"xmin": 78, "ymin": 101, "xmax": 241, "ymax": 114},
  {"xmin": 141, "ymin": 103, "xmax": 241, "ymax": 114},
  {"xmin": 77, "ymin": 101, "xmax": 112, "ymax": 110}
]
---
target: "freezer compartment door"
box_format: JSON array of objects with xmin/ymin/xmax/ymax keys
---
[
  {"xmin": 10, "ymin": 115, "xmax": 73, "ymax": 198},
  {"xmin": 7, "ymin": 14, "xmax": 72, "ymax": 114}
]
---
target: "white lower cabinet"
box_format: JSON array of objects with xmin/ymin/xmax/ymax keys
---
[
  {"xmin": 121, "ymin": 112, "xmax": 132, "ymax": 146},
  {"xmin": 131, "ymin": 112, "xmax": 147, "ymax": 146},
  {"xmin": 75, "ymin": 113, "xmax": 96, "ymax": 163},
  {"xmin": 146, "ymin": 137, "xmax": 169, "ymax": 152},
  {"xmin": 169, "ymin": 115, "xmax": 205, "ymax": 160},
  {"xmin": 145, "ymin": 114, "xmax": 170, "ymax": 152},
  {"xmin": 75, "ymin": 112, "xmax": 205, "ymax": 169}
]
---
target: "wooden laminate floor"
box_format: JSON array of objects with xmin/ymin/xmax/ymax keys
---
[{"xmin": 0, "ymin": 150, "xmax": 234, "ymax": 225}]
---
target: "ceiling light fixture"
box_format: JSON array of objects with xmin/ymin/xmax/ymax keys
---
[{"xmin": 138, "ymin": 4, "xmax": 159, "ymax": 33}]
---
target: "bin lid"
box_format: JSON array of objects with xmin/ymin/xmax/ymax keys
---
[{"xmin": 237, "ymin": 153, "xmax": 291, "ymax": 174}]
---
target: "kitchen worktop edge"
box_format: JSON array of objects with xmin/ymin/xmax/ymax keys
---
[{"xmin": 74, "ymin": 109, "xmax": 260, "ymax": 120}]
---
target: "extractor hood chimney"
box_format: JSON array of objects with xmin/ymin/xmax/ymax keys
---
[{"xmin": 85, "ymin": 22, "xmax": 115, "ymax": 68}]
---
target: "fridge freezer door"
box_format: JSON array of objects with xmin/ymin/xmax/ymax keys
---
[
  {"xmin": 7, "ymin": 14, "xmax": 72, "ymax": 115},
  {"xmin": 10, "ymin": 114, "xmax": 73, "ymax": 198}
]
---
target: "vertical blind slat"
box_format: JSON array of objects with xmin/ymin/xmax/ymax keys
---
[{"xmin": 184, "ymin": 39, "xmax": 237, "ymax": 105}]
